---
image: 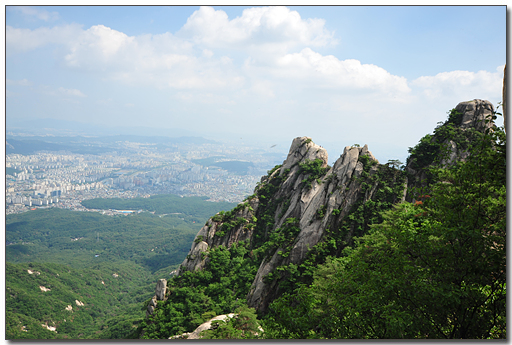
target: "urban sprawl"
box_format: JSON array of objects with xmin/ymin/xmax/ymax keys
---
[{"xmin": 5, "ymin": 142, "xmax": 274, "ymax": 215}]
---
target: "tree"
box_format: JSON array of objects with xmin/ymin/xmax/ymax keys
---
[
  {"xmin": 200, "ymin": 305, "xmax": 261, "ymax": 339},
  {"xmin": 264, "ymin": 114, "xmax": 506, "ymax": 339}
]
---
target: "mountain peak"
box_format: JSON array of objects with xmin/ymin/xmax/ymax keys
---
[{"xmin": 280, "ymin": 136, "xmax": 328, "ymax": 174}]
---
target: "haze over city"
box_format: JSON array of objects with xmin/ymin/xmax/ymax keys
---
[{"xmin": 6, "ymin": 5, "xmax": 506, "ymax": 163}]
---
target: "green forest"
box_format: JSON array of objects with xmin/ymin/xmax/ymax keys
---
[
  {"xmin": 191, "ymin": 157, "xmax": 255, "ymax": 174},
  {"xmin": 6, "ymin": 197, "xmax": 236, "ymax": 339},
  {"xmin": 136, "ymin": 108, "xmax": 506, "ymax": 339},
  {"xmin": 81, "ymin": 194, "xmax": 237, "ymax": 221}
]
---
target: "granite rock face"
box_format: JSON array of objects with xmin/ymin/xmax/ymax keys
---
[
  {"xmin": 165, "ymin": 99, "xmax": 497, "ymax": 314},
  {"xmin": 176, "ymin": 136, "xmax": 385, "ymax": 313},
  {"xmin": 454, "ymin": 99, "xmax": 494, "ymax": 132},
  {"xmin": 405, "ymin": 99, "xmax": 495, "ymax": 200},
  {"xmin": 247, "ymin": 141, "xmax": 382, "ymax": 312},
  {"xmin": 146, "ymin": 279, "xmax": 167, "ymax": 318},
  {"xmin": 178, "ymin": 196, "xmax": 259, "ymax": 274}
]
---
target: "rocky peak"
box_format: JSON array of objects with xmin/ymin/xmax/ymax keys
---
[
  {"xmin": 247, "ymin": 142, "xmax": 383, "ymax": 312},
  {"xmin": 455, "ymin": 99, "xmax": 495, "ymax": 132},
  {"xmin": 279, "ymin": 136, "xmax": 328, "ymax": 174},
  {"xmin": 405, "ymin": 99, "xmax": 495, "ymax": 199},
  {"xmin": 168, "ymin": 99, "xmax": 498, "ymax": 316}
]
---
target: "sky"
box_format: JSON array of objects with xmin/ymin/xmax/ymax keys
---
[{"xmin": 5, "ymin": 5, "xmax": 507, "ymax": 164}]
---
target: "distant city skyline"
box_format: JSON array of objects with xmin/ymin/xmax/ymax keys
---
[{"xmin": 5, "ymin": 5, "xmax": 506, "ymax": 163}]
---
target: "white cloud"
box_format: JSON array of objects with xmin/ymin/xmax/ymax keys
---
[
  {"xmin": 33, "ymin": 84, "xmax": 86, "ymax": 99},
  {"xmin": 11, "ymin": 6, "xmax": 59, "ymax": 21},
  {"xmin": 64, "ymin": 25, "xmax": 134, "ymax": 66},
  {"xmin": 411, "ymin": 69, "xmax": 502, "ymax": 102},
  {"xmin": 6, "ymin": 24, "xmax": 82, "ymax": 55},
  {"xmin": 58, "ymin": 24, "xmax": 243, "ymax": 90},
  {"xmin": 179, "ymin": 6, "xmax": 335, "ymax": 51},
  {"xmin": 7, "ymin": 5, "xmax": 502, "ymax": 128},
  {"xmin": 272, "ymin": 48, "xmax": 410, "ymax": 94}
]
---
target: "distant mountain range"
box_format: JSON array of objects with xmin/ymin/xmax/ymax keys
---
[
  {"xmin": 7, "ymin": 117, "xmax": 200, "ymax": 138},
  {"xmin": 5, "ymin": 134, "xmax": 218, "ymax": 155}
]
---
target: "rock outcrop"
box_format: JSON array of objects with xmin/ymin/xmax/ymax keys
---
[
  {"xmin": 177, "ymin": 136, "xmax": 394, "ymax": 313},
  {"xmin": 146, "ymin": 278, "xmax": 167, "ymax": 318},
  {"xmin": 405, "ymin": 99, "xmax": 495, "ymax": 200},
  {"xmin": 454, "ymin": 99, "xmax": 494, "ymax": 132},
  {"xmin": 248, "ymin": 141, "xmax": 382, "ymax": 312},
  {"xmin": 178, "ymin": 196, "xmax": 259, "ymax": 274},
  {"xmin": 169, "ymin": 313, "xmax": 236, "ymax": 339},
  {"xmin": 160, "ymin": 99, "xmax": 498, "ymax": 315}
]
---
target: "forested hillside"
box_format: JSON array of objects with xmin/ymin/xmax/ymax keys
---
[
  {"xmin": 137, "ymin": 101, "xmax": 506, "ymax": 339},
  {"xmin": 6, "ymin": 261, "xmax": 153, "ymax": 339},
  {"xmin": 7, "ymin": 208, "xmax": 198, "ymax": 272},
  {"xmin": 6, "ymin": 197, "xmax": 236, "ymax": 339}
]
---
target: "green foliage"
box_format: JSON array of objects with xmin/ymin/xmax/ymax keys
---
[
  {"xmin": 406, "ymin": 108, "xmax": 483, "ymax": 172},
  {"xmin": 298, "ymin": 158, "xmax": 330, "ymax": 189},
  {"xmin": 263, "ymin": 116, "xmax": 506, "ymax": 339},
  {"xmin": 251, "ymin": 167, "xmax": 291, "ymax": 249},
  {"xmin": 138, "ymin": 242, "xmax": 259, "ymax": 339},
  {"xmin": 212, "ymin": 203, "xmax": 253, "ymax": 237},
  {"xmin": 447, "ymin": 108, "xmax": 464, "ymax": 126},
  {"xmin": 81, "ymin": 194, "xmax": 237, "ymax": 222},
  {"xmin": 200, "ymin": 305, "xmax": 261, "ymax": 339},
  {"xmin": 386, "ymin": 159, "xmax": 403, "ymax": 169},
  {"xmin": 316, "ymin": 205, "xmax": 327, "ymax": 219},
  {"xmin": 254, "ymin": 218, "xmax": 301, "ymax": 263},
  {"xmin": 5, "ymin": 198, "xmax": 216, "ymax": 339},
  {"xmin": 5, "ymin": 261, "xmax": 152, "ymax": 339},
  {"xmin": 266, "ymin": 164, "xmax": 282, "ymax": 177},
  {"xmin": 6, "ymin": 208, "xmax": 197, "ymax": 272}
]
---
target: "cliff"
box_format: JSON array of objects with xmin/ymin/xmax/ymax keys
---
[{"xmin": 149, "ymin": 99, "xmax": 498, "ymax": 321}]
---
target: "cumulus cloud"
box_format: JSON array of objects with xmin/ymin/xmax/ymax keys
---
[
  {"xmin": 272, "ymin": 48, "xmax": 410, "ymax": 94},
  {"xmin": 65, "ymin": 25, "xmax": 135, "ymax": 66},
  {"xmin": 58, "ymin": 24, "xmax": 243, "ymax": 90},
  {"xmin": 411, "ymin": 68, "xmax": 502, "ymax": 102},
  {"xmin": 6, "ymin": 5, "xmax": 501, "ymax": 116},
  {"xmin": 179, "ymin": 6, "xmax": 335, "ymax": 50}
]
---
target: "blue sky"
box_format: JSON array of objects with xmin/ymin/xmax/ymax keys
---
[{"xmin": 5, "ymin": 5, "xmax": 506, "ymax": 163}]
